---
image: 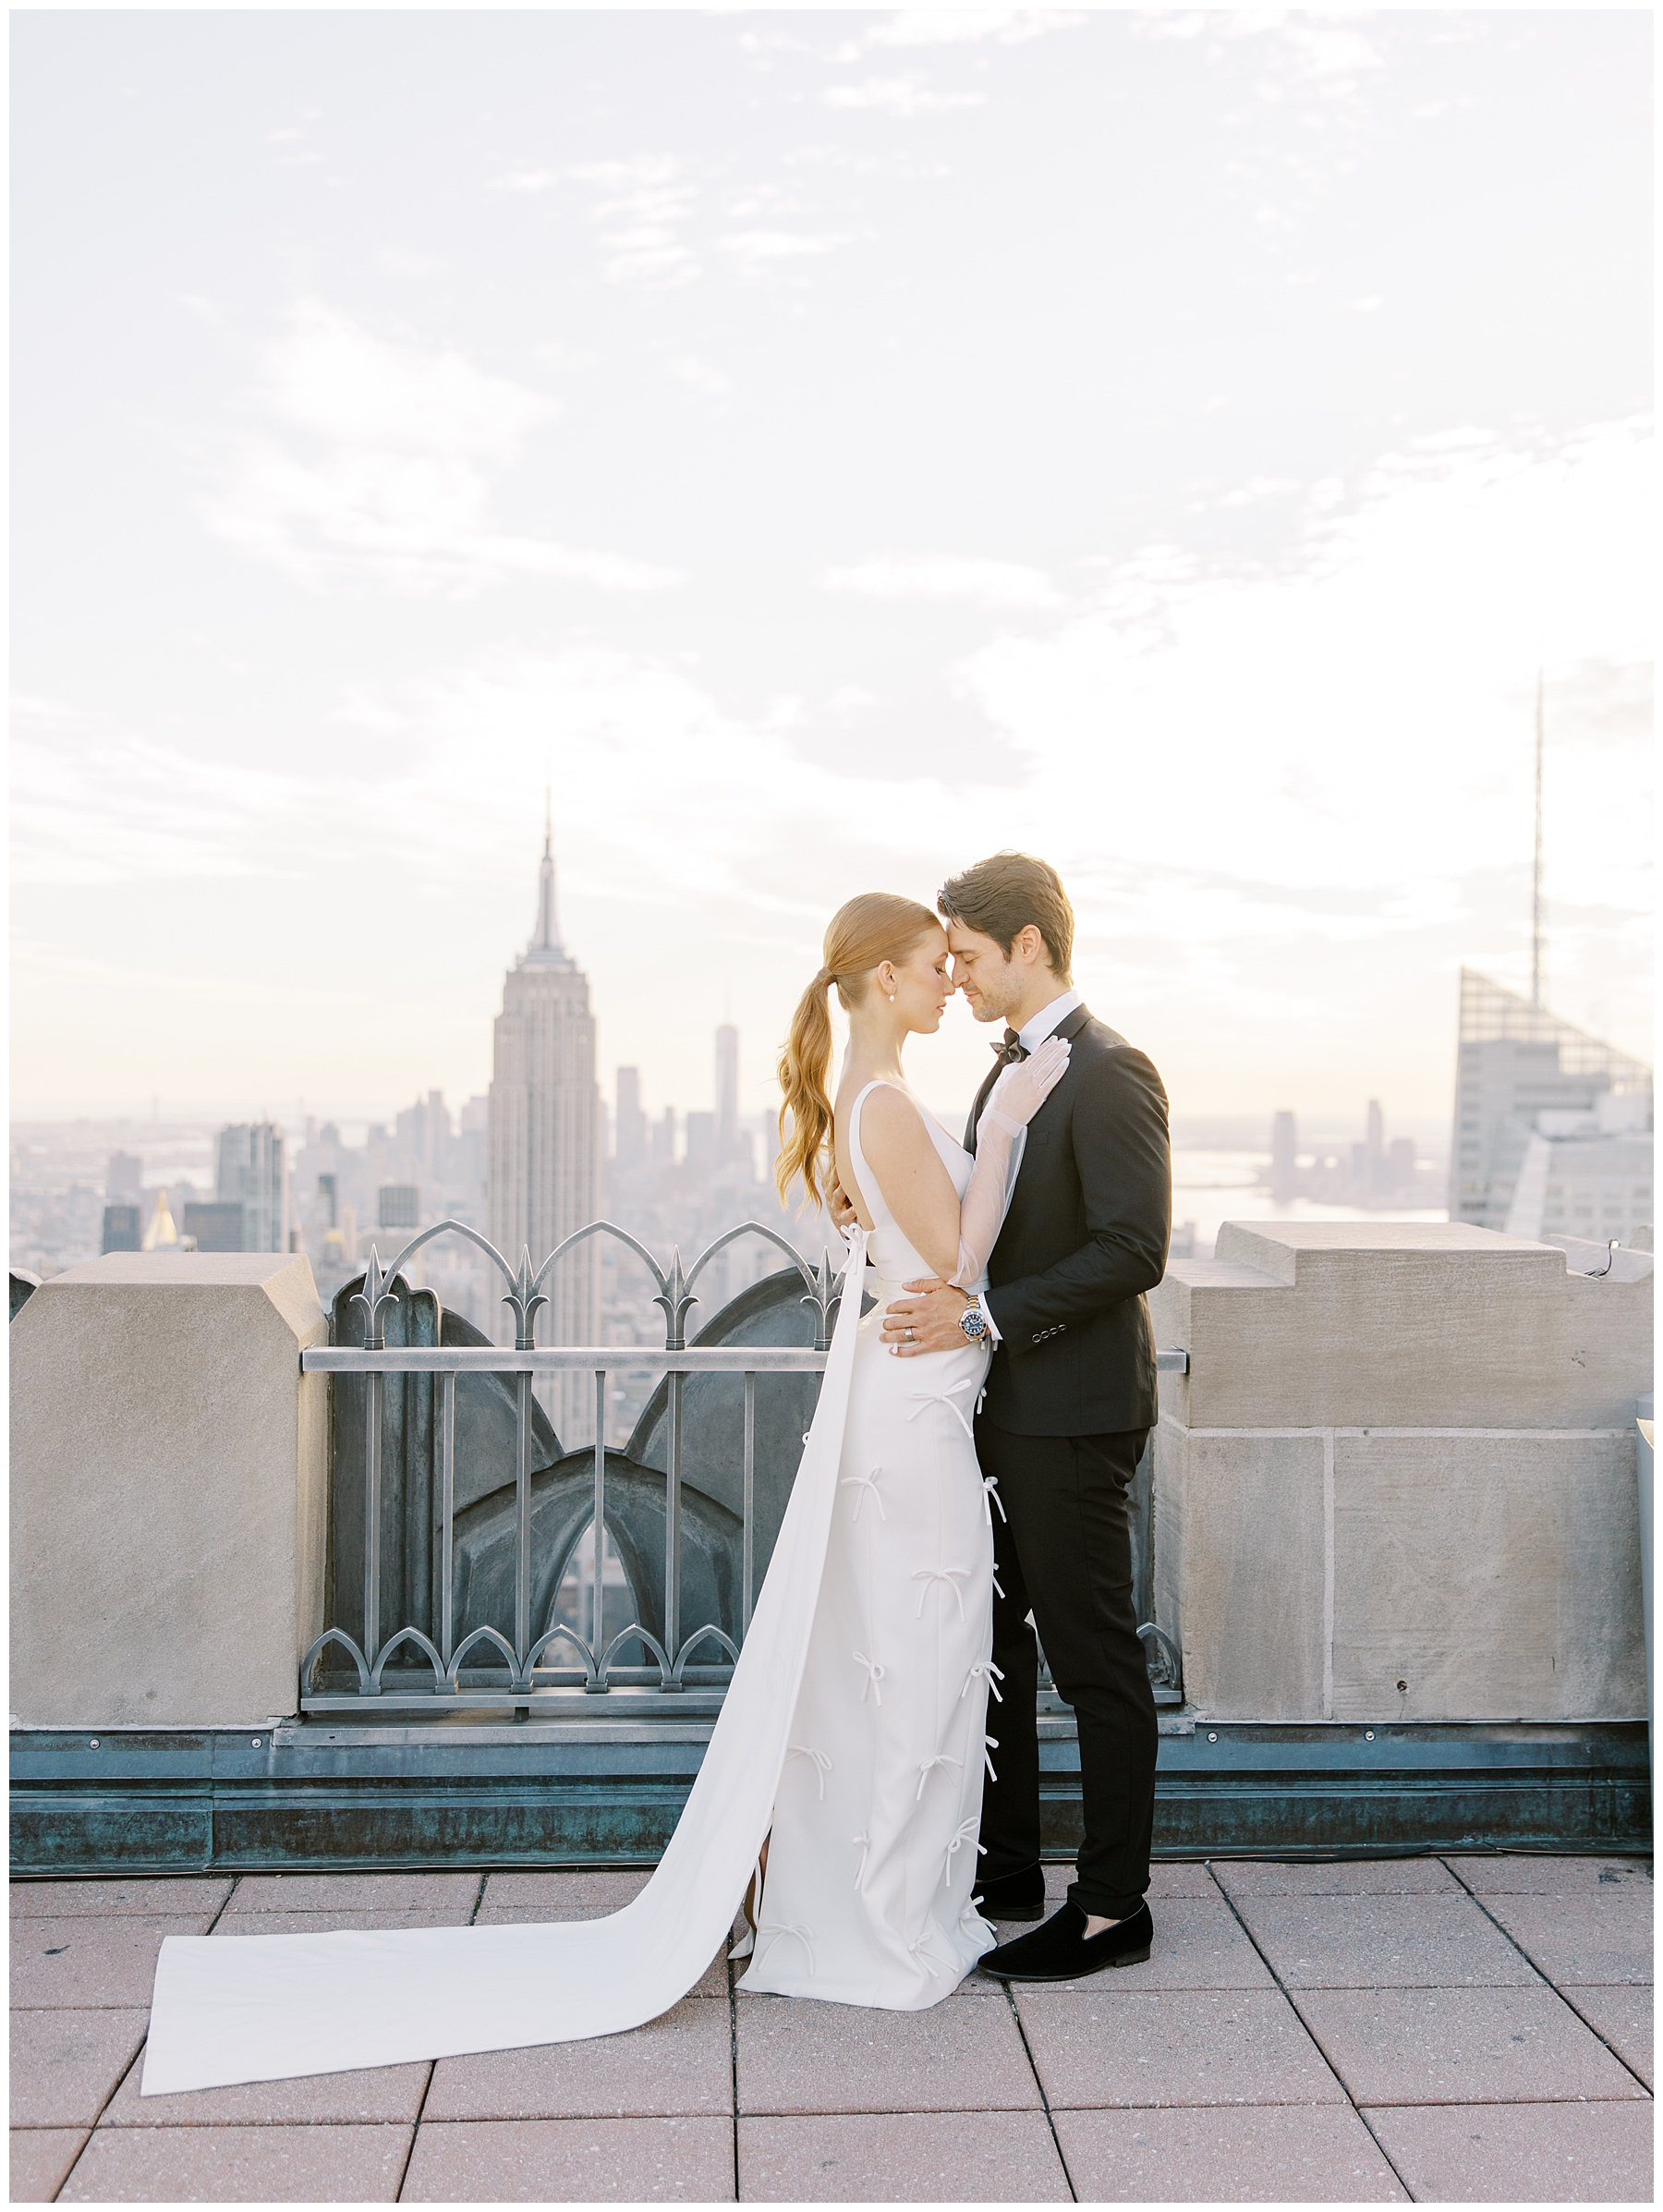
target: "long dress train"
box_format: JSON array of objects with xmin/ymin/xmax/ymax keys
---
[{"xmin": 140, "ymin": 1082, "xmax": 1021, "ymax": 2094}]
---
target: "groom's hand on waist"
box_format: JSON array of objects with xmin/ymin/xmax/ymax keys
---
[
  {"xmin": 826, "ymin": 1175, "xmax": 859, "ymax": 1235},
  {"xmin": 881, "ymin": 1280, "xmax": 970, "ymax": 1356}
]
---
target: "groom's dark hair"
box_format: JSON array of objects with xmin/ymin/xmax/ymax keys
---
[{"xmin": 938, "ymin": 852, "xmax": 1074, "ymax": 984}]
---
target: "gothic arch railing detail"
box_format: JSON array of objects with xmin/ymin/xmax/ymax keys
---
[
  {"xmin": 360, "ymin": 1215, "xmax": 844, "ymax": 1355},
  {"xmin": 303, "ymin": 1217, "xmax": 850, "ymax": 1712}
]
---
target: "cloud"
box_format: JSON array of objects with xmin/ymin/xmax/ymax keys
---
[
  {"xmin": 1545, "ymin": 659, "xmax": 1652, "ymax": 747},
  {"xmin": 265, "ymin": 106, "xmax": 323, "ymax": 168},
  {"xmin": 826, "ymin": 554, "xmax": 1063, "ymax": 610},
  {"xmin": 11, "ymin": 934, "xmax": 367, "ymax": 1015},
  {"xmin": 826, "ymin": 77, "xmax": 984, "ymax": 115},
  {"xmin": 20, "ymin": 400, "xmax": 1650, "ymax": 1116},
  {"xmin": 865, "ymin": 10, "xmax": 1084, "ymax": 47},
  {"xmin": 959, "ymin": 417, "xmax": 1654, "ymax": 915},
  {"xmin": 664, "ymin": 356, "xmax": 732, "ymax": 399},
  {"xmin": 1140, "ymin": 11, "xmax": 1383, "ymax": 97},
  {"xmin": 9, "ymin": 696, "xmax": 322, "ymax": 887},
  {"xmin": 1215, "ymin": 475, "xmax": 1302, "ymax": 510},
  {"xmin": 489, "ymin": 168, "xmax": 561, "ymax": 194},
  {"xmin": 569, "ymin": 157, "xmax": 700, "ymax": 287},
  {"xmin": 258, "ymin": 301, "xmax": 552, "ymax": 460},
  {"xmin": 200, "ymin": 303, "xmax": 678, "ymax": 597},
  {"xmin": 720, "ymin": 228, "xmax": 857, "ymax": 273},
  {"xmin": 1276, "ymin": 17, "xmax": 1383, "ymax": 88}
]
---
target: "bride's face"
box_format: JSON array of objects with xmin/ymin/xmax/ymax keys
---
[{"xmin": 885, "ymin": 929, "xmax": 952, "ymax": 1035}]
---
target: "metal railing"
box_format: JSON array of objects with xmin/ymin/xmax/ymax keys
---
[
  {"xmin": 298, "ymin": 1214, "xmax": 1191, "ymax": 1720},
  {"xmin": 299, "ymin": 1217, "xmax": 844, "ymax": 1712}
]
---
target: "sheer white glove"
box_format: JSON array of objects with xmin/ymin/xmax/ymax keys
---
[
  {"xmin": 951, "ymin": 1035, "xmax": 1071, "ymax": 1293},
  {"xmin": 982, "ymin": 1034, "xmax": 1071, "ymax": 1136}
]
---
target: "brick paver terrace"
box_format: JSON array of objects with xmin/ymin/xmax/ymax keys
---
[{"xmin": 9, "ymin": 1855, "xmax": 1651, "ymax": 2203}]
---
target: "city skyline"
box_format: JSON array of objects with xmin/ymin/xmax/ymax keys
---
[{"xmin": 11, "ymin": 12, "xmax": 1652, "ymax": 1125}]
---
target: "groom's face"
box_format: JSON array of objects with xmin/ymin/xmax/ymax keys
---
[{"xmin": 945, "ymin": 922, "xmax": 1021, "ymax": 1025}]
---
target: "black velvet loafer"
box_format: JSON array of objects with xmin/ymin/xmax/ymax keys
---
[
  {"xmin": 980, "ymin": 1898, "xmax": 1153, "ymax": 1981},
  {"xmin": 973, "ymin": 1861, "xmax": 1047, "ymax": 1922}
]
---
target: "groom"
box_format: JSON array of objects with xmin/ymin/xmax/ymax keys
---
[{"xmin": 879, "ymin": 851, "xmax": 1171, "ymax": 1980}]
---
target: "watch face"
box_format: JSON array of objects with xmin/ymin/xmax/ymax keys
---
[{"xmin": 962, "ymin": 1307, "xmax": 987, "ymax": 1339}]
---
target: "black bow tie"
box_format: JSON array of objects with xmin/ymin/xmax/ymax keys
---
[{"xmin": 993, "ymin": 1028, "xmax": 1028, "ymax": 1065}]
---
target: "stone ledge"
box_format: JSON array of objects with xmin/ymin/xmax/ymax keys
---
[{"xmin": 10, "ymin": 1720, "xmax": 1649, "ymax": 1876}]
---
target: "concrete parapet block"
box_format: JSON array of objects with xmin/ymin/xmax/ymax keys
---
[
  {"xmin": 1150, "ymin": 1221, "xmax": 1652, "ymax": 1431},
  {"xmin": 1147, "ymin": 1221, "xmax": 1652, "ymax": 1728},
  {"xmin": 1153, "ymin": 1425, "xmax": 1326, "ymax": 1721},
  {"xmin": 10, "ymin": 1253, "xmax": 327, "ymax": 1729},
  {"xmin": 1332, "ymin": 1428, "xmax": 1645, "ymax": 1723}
]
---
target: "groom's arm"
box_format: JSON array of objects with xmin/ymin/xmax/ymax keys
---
[{"xmin": 980, "ymin": 1047, "xmax": 1171, "ymax": 1344}]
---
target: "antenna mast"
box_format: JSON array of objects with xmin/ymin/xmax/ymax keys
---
[{"xmin": 1531, "ymin": 671, "xmax": 1545, "ymax": 1008}]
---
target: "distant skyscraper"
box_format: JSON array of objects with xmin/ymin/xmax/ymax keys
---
[
  {"xmin": 716, "ymin": 1024, "xmax": 739, "ymax": 1160},
  {"xmin": 614, "ymin": 1067, "xmax": 648, "ymax": 1171},
  {"xmin": 1450, "ymin": 969, "xmax": 1652, "ymax": 1230},
  {"xmin": 487, "ymin": 817, "xmax": 602, "ymax": 1444},
  {"xmin": 102, "ymin": 1204, "xmax": 141, "ymax": 1254},
  {"xmin": 106, "ymin": 1151, "xmax": 142, "ymax": 1201},
  {"xmin": 215, "ymin": 1124, "xmax": 285, "ymax": 1251},
  {"xmin": 1270, "ymin": 1112, "xmax": 1297, "ymax": 1204},
  {"xmin": 652, "ymin": 1107, "xmax": 677, "ymax": 1167},
  {"xmin": 182, "ymin": 1201, "xmax": 244, "ymax": 1252},
  {"xmin": 686, "ymin": 1111, "xmax": 716, "ymax": 1173},
  {"xmin": 379, "ymin": 1185, "xmax": 420, "ymax": 1231},
  {"xmin": 395, "ymin": 1091, "xmax": 451, "ymax": 1182},
  {"xmin": 1503, "ymin": 1090, "xmax": 1654, "ymax": 1246}
]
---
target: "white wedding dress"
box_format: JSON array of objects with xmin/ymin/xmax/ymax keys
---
[
  {"xmin": 141, "ymin": 1080, "xmax": 1020, "ymax": 2095},
  {"xmin": 736, "ymin": 1080, "xmax": 1000, "ymax": 2004}
]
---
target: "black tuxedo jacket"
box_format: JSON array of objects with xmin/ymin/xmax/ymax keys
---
[{"xmin": 967, "ymin": 1004, "xmax": 1171, "ymax": 1437}]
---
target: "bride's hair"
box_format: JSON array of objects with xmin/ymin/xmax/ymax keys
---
[{"xmin": 775, "ymin": 892, "xmax": 941, "ymax": 1207}]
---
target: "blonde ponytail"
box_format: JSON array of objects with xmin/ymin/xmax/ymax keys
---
[{"xmin": 775, "ymin": 893, "xmax": 941, "ymax": 1208}]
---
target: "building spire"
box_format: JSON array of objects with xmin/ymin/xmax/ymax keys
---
[
  {"xmin": 535, "ymin": 791, "xmax": 561, "ymax": 953},
  {"xmin": 520, "ymin": 794, "xmax": 569, "ymax": 968},
  {"xmin": 1531, "ymin": 672, "xmax": 1545, "ymax": 1009},
  {"xmin": 141, "ymin": 1188, "xmax": 178, "ymax": 1252}
]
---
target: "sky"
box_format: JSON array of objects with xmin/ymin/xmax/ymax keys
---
[{"xmin": 10, "ymin": 7, "xmax": 1653, "ymax": 1137}]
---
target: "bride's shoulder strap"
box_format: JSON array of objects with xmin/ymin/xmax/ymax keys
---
[
  {"xmin": 846, "ymin": 1076, "xmax": 888, "ymax": 1161},
  {"xmin": 844, "ymin": 1078, "xmax": 918, "ymax": 1216},
  {"xmin": 849, "ymin": 1077, "xmax": 916, "ymax": 1140}
]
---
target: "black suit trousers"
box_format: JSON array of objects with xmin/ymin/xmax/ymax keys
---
[{"xmin": 975, "ymin": 1419, "xmax": 1157, "ymax": 1921}]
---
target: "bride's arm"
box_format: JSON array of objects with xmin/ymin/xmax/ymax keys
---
[
  {"xmin": 947, "ymin": 1037, "xmax": 1070, "ymax": 1288},
  {"xmin": 855, "ymin": 1043, "xmax": 1071, "ymax": 1286},
  {"xmin": 854, "ymin": 1087, "xmax": 963, "ymax": 1280}
]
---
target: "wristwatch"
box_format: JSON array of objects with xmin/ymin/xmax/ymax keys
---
[{"xmin": 958, "ymin": 1294, "xmax": 989, "ymax": 1343}]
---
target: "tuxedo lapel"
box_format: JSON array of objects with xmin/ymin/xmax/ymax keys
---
[
  {"xmin": 1011, "ymin": 1003, "xmax": 1092, "ymax": 1163},
  {"xmin": 965, "ymin": 1054, "xmax": 1004, "ymax": 1155}
]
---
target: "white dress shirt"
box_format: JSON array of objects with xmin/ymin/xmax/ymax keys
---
[
  {"xmin": 1018, "ymin": 987, "xmax": 1083, "ymax": 1053},
  {"xmin": 974, "ymin": 989, "xmax": 1083, "ymax": 1345}
]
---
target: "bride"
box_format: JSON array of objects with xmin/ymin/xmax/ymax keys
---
[
  {"xmin": 141, "ymin": 893, "xmax": 1064, "ymax": 2094},
  {"xmin": 738, "ymin": 893, "xmax": 1064, "ymax": 2002}
]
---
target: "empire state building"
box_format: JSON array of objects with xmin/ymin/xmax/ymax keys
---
[{"xmin": 487, "ymin": 819, "xmax": 601, "ymax": 1445}]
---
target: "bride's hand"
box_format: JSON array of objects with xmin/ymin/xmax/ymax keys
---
[{"xmin": 986, "ymin": 1034, "xmax": 1070, "ymax": 1129}]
